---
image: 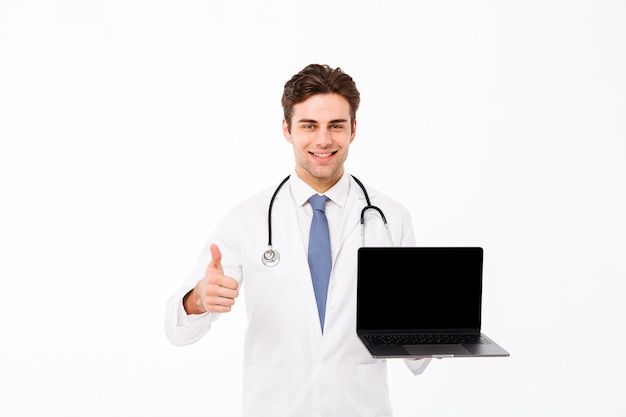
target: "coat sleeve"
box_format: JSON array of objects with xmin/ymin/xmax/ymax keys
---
[
  {"xmin": 164, "ymin": 239, "xmax": 223, "ymax": 346},
  {"xmin": 164, "ymin": 208, "xmax": 245, "ymax": 346},
  {"xmin": 404, "ymin": 358, "xmax": 432, "ymax": 375}
]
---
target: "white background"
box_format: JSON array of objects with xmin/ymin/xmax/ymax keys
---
[{"xmin": 1, "ymin": 1, "xmax": 625, "ymax": 416}]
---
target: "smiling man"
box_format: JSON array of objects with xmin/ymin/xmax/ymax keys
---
[
  {"xmin": 166, "ymin": 64, "xmax": 431, "ymax": 417},
  {"xmin": 283, "ymin": 92, "xmax": 355, "ymax": 192}
]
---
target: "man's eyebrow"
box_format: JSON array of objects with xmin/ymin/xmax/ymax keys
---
[{"xmin": 296, "ymin": 119, "xmax": 349, "ymax": 124}]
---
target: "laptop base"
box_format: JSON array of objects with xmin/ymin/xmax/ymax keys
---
[{"xmin": 360, "ymin": 333, "xmax": 510, "ymax": 359}]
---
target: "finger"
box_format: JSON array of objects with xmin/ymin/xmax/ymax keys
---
[
  {"xmin": 212, "ymin": 286, "xmax": 239, "ymax": 301},
  {"xmin": 205, "ymin": 277, "xmax": 239, "ymax": 299},
  {"xmin": 206, "ymin": 304, "xmax": 234, "ymax": 313},
  {"xmin": 206, "ymin": 294, "xmax": 237, "ymax": 308},
  {"xmin": 207, "ymin": 244, "xmax": 223, "ymax": 272},
  {"xmin": 217, "ymin": 275, "xmax": 239, "ymax": 291},
  {"xmin": 204, "ymin": 292, "xmax": 238, "ymax": 313}
]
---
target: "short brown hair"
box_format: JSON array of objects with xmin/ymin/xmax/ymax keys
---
[{"xmin": 281, "ymin": 64, "xmax": 360, "ymax": 131}]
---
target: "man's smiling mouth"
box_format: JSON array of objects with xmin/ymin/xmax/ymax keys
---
[{"xmin": 311, "ymin": 152, "xmax": 336, "ymax": 158}]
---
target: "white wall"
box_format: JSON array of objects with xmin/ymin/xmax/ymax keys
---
[{"xmin": 1, "ymin": 1, "xmax": 625, "ymax": 416}]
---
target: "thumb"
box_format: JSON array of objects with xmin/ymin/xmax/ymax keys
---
[{"xmin": 207, "ymin": 244, "xmax": 223, "ymax": 273}]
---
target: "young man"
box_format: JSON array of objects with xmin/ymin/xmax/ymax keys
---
[{"xmin": 165, "ymin": 64, "xmax": 430, "ymax": 417}]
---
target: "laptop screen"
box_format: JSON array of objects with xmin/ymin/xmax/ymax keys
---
[{"xmin": 357, "ymin": 247, "xmax": 483, "ymax": 332}]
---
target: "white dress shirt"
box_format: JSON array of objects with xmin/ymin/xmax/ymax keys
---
[{"xmin": 288, "ymin": 170, "xmax": 350, "ymax": 261}]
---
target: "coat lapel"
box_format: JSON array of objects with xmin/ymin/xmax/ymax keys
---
[
  {"xmin": 274, "ymin": 183, "xmax": 327, "ymax": 335},
  {"xmin": 336, "ymin": 177, "xmax": 368, "ymax": 257}
]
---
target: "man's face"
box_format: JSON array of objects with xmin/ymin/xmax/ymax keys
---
[{"xmin": 282, "ymin": 93, "xmax": 356, "ymax": 193}]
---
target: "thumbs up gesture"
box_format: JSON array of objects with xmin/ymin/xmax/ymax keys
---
[{"xmin": 183, "ymin": 244, "xmax": 240, "ymax": 314}]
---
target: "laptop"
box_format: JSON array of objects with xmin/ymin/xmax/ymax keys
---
[{"xmin": 356, "ymin": 247, "xmax": 510, "ymax": 358}]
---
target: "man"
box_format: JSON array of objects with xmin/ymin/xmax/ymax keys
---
[{"xmin": 165, "ymin": 64, "xmax": 430, "ymax": 416}]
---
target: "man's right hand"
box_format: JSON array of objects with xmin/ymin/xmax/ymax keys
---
[{"xmin": 183, "ymin": 244, "xmax": 240, "ymax": 315}]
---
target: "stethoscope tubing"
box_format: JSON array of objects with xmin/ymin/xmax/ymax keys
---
[
  {"xmin": 350, "ymin": 174, "xmax": 387, "ymax": 225},
  {"xmin": 266, "ymin": 175, "xmax": 291, "ymax": 248},
  {"xmin": 262, "ymin": 174, "xmax": 388, "ymax": 267}
]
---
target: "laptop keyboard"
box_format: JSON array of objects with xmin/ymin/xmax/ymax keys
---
[{"xmin": 365, "ymin": 333, "xmax": 489, "ymax": 346}]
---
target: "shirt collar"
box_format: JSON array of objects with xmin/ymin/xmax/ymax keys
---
[{"xmin": 290, "ymin": 170, "xmax": 350, "ymax": 208}]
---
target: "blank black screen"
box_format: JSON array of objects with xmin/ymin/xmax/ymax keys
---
[{"xmin": 357, "ymin": 247, "xmax": 483, "ymax": 331}]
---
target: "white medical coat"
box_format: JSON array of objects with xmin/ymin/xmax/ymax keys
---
[{"xmin": 165, "ymin": 175, "xmax": 430, "ymax": 417}]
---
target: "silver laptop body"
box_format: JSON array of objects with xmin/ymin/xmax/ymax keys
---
[{"xmin": 356, "ymin": 247, "xmax": 510, "ymax": 358}]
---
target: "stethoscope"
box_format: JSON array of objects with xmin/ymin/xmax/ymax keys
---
[{"xmin": 262, "ymin": 174, "xmax": 389, "ymax": 267}]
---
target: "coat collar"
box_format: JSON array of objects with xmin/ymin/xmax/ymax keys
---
[{"xmin": 289, "ymin": 170, "xmax": 350, "ymax": 209}]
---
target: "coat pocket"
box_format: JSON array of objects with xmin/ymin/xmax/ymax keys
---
[
  {"xmin": 242, "ymin": 364, "xmax": 288, "ymax": 416},
  {"xmin": 357, "ymin": 361, "xmax": 393, "ymax": 417}
]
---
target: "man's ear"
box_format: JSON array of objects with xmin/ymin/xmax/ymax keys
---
[
  {"xmin": 282, "ymin": 119, "xmax": 293, "ymax": 143},
  {"xmin": 350, "ymin": 118, "xmax": 357, "ymax": 143}
]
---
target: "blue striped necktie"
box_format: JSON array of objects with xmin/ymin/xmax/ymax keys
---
[{"xmin": 308, "ymin": 194, "xmax": 331, "ymax": 332}]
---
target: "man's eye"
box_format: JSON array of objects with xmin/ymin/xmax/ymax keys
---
[{"xmin": 331, "ymin": 125, "xmax": 343, "ymax": 130}]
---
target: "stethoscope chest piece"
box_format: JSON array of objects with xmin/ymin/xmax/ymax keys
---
[{"xmin": 262, "ymin": 248, "xmax": 280, "ymax": 267}]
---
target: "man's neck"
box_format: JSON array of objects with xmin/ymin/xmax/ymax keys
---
[{"xmin": 295, "ymin": 169, "xmax": 343, "ymax": 194}]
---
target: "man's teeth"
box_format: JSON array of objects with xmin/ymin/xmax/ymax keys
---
[{"xmin": 313, "ymin": 153, "xmax": 333, "ymax": 157}]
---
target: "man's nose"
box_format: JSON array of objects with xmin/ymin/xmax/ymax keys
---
[{"xmin": 314, "ymin": 128, "xmax": 333, "ymax": 146}]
